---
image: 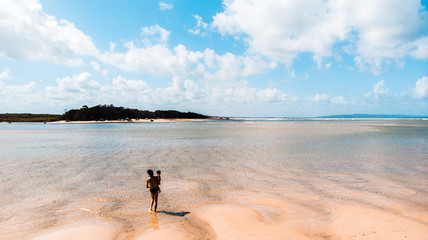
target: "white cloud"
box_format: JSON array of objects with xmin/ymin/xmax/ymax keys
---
[
  {"xmin": 34, "ymin": 74, "xmax": 291, "ymax": 113},
  {"xmin": 101, "ymin": 44, "xmax": 197, "ymax": 77},
  {"xmin": 373, "ymin": 80, "xmax": 389, "ymax": 95},
  {"xmin": 45, "ymin": 72, "xmax": 101, "ymax": 100},
  {"xmin": 90, "ymin": 61, "xmax": 101, "ymax": 72},
  {"xmin": 257, "ymin": 88, "xmax": 288, "ymax": 102},
  {"xmin": 1, "ymin": 72, "xmax": 426, "ymax": 116},
  {"xmin": 331, "ymin": 96, "xmax": 347, "ymax": 105},
  {"xmin": 408, "ymin": 37, "xmax": 428, "ymax": 59},
  {"xmin": 159, "ymin": 2, "xmax": 173, "ymax": 10},
  {"xmin": 152, "ymin": 77, "xmax": 207, "ymax": 104},
  {"xmin": 0, "ymin": 81, "xmax": 36, "ymax": 96},
  {"xmin": 0, "ymin": 71, "xmax": 37, "ymax": 111},
  {"xmin": 110, "ymin": 76, "xmax": 149, "ymax": 92},
  {"xmin": 413, "ymin": 76, "xmax": 428, "ymax": 98},
  {"xmin": 0, "ymin": 68, "xmax": 12, "ymax": 80},
  {"xmin": 189, "ymin": 15, "xmax": 209, "ymax": 36},
  {"xmin": 0, "ymin": 0, "xmax": 98, "ymax": 66},
  {"xmin": 208, "ymin": 85, "xmax": 288, "ymax": 105},
  {"xmin": 312, "ymin": 94, "xmax": 330, "ymax": 103},
  {"xmin": 0, "ymin": 68, "xmax": 36, "ymax": 100},
  {"xmin": 141, "ymin": 25, "xmax": 171, "ymax": 45},
  {"xmin": 213, "ymin": 0, "xmax": 350, "ymax": 66},
  {"xmin": 313, "ymin": 55, "xmax": 333, "ymax": 70},
  {"xmin": 106, "ymin": 77, "xmax": 287, "ymax": 106},
  {"xmin": 100, "ymin": 27, "xmax": 276, "ymax": 81},
  {"xmin": 109, "ymin": 42, "xmax": 116, "ymax": 52},
  {"xmin": 365, "ymin": 80, "xmax": 389, "ymax": 98},
  {"xmin": 90, "ymin": 61, "xmax": 109, "ymax": 76},
  {"xmin": 212, "ymin": 0, "xmax": 428, "ymax": 74}
]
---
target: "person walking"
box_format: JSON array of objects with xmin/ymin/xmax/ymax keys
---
[{"xmin": 146, "ymin": 169, "xmax": 160, "ymax": 213}]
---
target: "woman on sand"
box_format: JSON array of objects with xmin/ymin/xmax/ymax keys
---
[{"xmin": 146, "ymin": 169, "xmax": 160, "ymax": 213}]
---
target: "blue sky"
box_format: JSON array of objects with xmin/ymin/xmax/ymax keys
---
[{"xmin": 0, "ymin": 0, "xmax": 427, "ymax": 117}]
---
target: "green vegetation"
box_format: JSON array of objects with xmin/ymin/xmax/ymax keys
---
[
  {"xmin": 0, "ymin": 113, "xmax": 63, "ymax": 122},
  {"xmin": 1, "ymin": 105, "xmax": 209, "ymax": 122},
  {"xmin": 63, "ymin": 105, "xmax": 209, "ymax": 121}
]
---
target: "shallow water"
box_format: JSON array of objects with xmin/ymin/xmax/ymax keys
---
[{"xmin": 0, "ymin": 120, "xmax": 427, "ymax": 239}]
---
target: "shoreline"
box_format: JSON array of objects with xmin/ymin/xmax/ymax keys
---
[
  {"xmin": 3, "ymin": 117, "xmax": 427, "ymax": 125},
  {"xmin": 49, "ymin": 118, "xmax": 227, "ymax": 124}
]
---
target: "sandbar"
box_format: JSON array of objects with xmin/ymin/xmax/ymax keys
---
[
  {"xmin": 25, "ymin": 194, "xmax": 428, "ymax": 240},
  {"xmin": 32, "ymin": 223, "xmax": 118, "ymax": 240}
]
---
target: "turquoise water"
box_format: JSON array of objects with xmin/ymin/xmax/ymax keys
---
[{"xmin": 0, "ymin": 120, "xmax": 427, "ymax": 239}]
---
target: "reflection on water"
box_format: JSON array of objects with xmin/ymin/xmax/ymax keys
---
[
  {"xmin": 0, "ymin": 120, "xmax": 427, "ymax": 239},
  {"xmin": 149, "ymin": 213, "xmax": 158, "ymax": 230}
]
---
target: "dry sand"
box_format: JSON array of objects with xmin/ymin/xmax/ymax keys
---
[{"xmin": 32, "ymin": 194, "xmax": 428, "ymax": 240}]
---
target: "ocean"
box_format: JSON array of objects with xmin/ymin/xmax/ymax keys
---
[{"xmin": 0, "ymin": 119, "xmax": 427, "ymax": 239}]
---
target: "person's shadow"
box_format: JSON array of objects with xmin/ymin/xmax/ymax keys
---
[{"xmin": 157, "ymin": 210, "xmax": 190, "ymax": 217}]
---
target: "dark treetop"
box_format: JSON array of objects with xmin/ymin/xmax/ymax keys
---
[{"xmin": 63, "ymin": 105, "xmax": 209, "ymax": 121}]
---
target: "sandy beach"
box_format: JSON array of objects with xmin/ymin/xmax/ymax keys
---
[
  {"xmin": 1, "ymin": 120, "xmax": 427, "ymax": 240},
  {"xmin": 32, "ymin": 194, "xmax": 428, "ymax": 240}
]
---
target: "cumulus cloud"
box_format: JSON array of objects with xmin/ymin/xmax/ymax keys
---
[
  {"xmin": 365, "ymin": 80, "xmax": 389, "ymax": 98},
  {"xmin": 45, "ymin": 72, "xmax": 101, "ymax": 100},
  {"xmin": 151, "ymin": 77, "xmax": 207, "ymax": 105},
  {"xmin": 100, "ymin": 26, "xmax": 276, "ymax": 81},
  {"xmin": 141, "ymin": 25, "xmax": 171, "ymax": 45},
  {"xmin": 408, "ymin": 37, "xmax": 428, "ymax": 59},
  {"xmin": 0, "ymin": 81, "xmax": 36, "ymax": 96},
  {"xmin": 257, "ymin": 88, "xmax": 288, "ymax": 102},
  {"xmin": 0, "ymin": 68, "xmax": 36, "ymax": 98},
  {"xmin": 159, "ymin": 2, "xmax": 173, "ymax": 10},
  {"xmin": 0, "ymin": 0, "xmax": 98, "ymax": 66},
  {"xmin": 0, "ymin": 68, "xmax": 12, "ymax": 80},
  {"xmin": 312, "ymin": 94, "xmax": 330, "ymax": 103},
  {"xmin": 308, "ymin": 94, "xmax": 349, "ymax": 106},
  {"xmin": 188, "ymin": 15, "xmax": 209, "ymax": 36},
  {"xmin": 0, "ymin": 69, "xmax": 37, "ymax": 108},
  {"xmin": 24, "ymin": 73, "xmax": 289, "ymax": 113},
  {"xmin": 101, "ymin": 43, "xmax": 200, "ymax": 77},
  {"xmin": 1, "ymin": 71, "xmax": 424, "ymax": 116},
  {"xmin": 212, "ymin": 0, "xmax": 428, "ymax": 74},
  {"xmin": 102, "ymin": 76, "xmax": 287, "ymax": 107},
  {"xmin": 331, "ymin": 96, "xmax": 347, "ymax": 105},
  {"xmin": 110, "ymin": 76, "xmax": 150, "ymax": 92},
  {"xmin": 413, "ymin": 76, "xmax": 428, "ymax": 98}
]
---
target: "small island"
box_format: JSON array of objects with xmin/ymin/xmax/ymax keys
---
[{"xmin": 0, "ymin": 105, "xmax": 210, "ymax": 123}]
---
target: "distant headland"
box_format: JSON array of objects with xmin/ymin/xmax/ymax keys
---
[
  {"xmin": 319, "ymin": 114, "xmax": 428, "ymax": 118},
  {"xmin": 0, "ymin": 105, "xmax": 210, "ymax": 122}
]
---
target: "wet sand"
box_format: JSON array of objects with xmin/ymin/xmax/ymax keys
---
[{"xmin": 33, "ymin": 194, "xmax": 428, "ymax": 240}]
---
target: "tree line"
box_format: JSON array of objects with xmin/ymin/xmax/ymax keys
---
[
  {"xmin": 0, "ymin": 113, "xmax": 63, "ymax": 122},
  {"xmin": 1, "ymin": 105, "xmax": 209, "ymax": 122},
  {"xmin": 64, "ymin": 105, "xmax": 208, "ymax": 121}
]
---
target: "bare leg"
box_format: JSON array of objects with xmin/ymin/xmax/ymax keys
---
[
  {"xmin": 153, "ymin": 192, "xmax": 159, "ymax": 212},
  {"xmin": 149, "ymin": 199, "xmax": 154, "ymax": 212},
  {"xmin": 149, "ymin": 191, "xmax": 155, "ymax": 212}
]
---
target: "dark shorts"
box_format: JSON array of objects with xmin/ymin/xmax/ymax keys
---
[{"xmin": 150, "ymin": 188, "xmax": 159, "ymax": 194}]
